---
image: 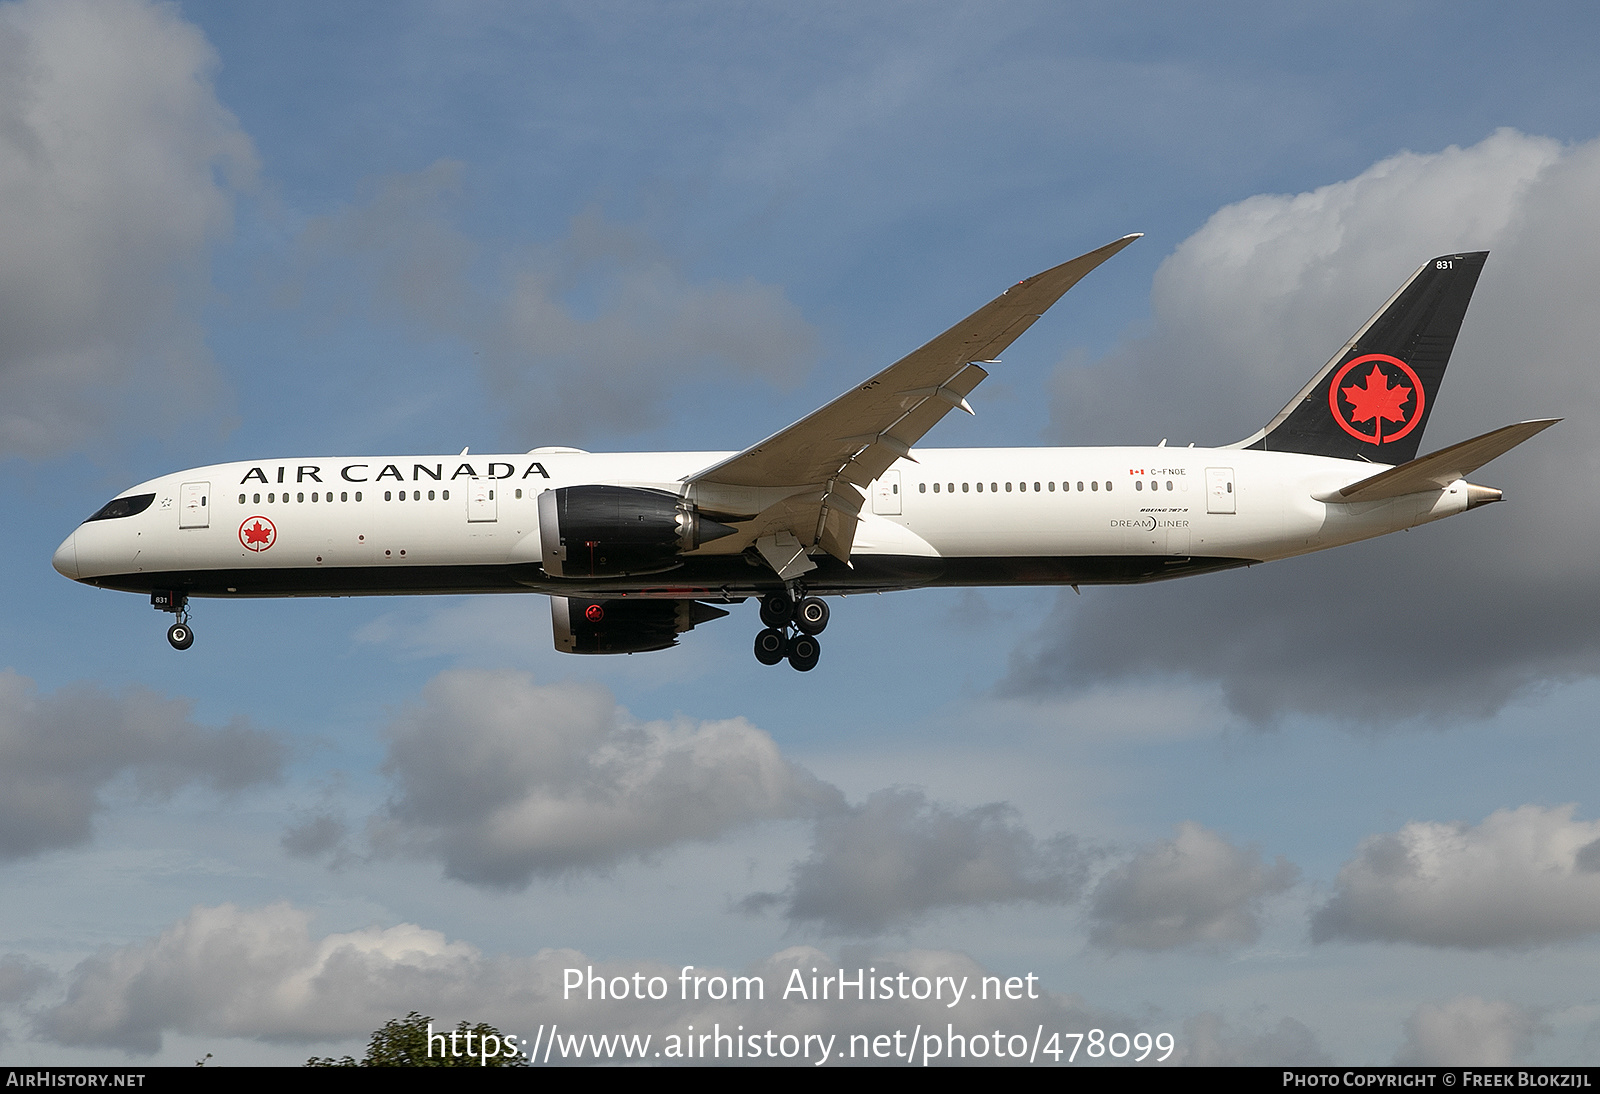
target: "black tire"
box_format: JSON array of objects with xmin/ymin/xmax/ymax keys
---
[
  {"xmin": 759, "ymin": 591, "xmax": 793, "ymax": 628},
  {"xmin": 754, "ymin": 627, "xmax": 787, "ymax": 666},
  {"xmin": 787, "ymin": 633, "xmax": 820, "ymax": 672},
  {"xmin": 794, "ymin": 596, "xmax": 830, "ymax": 635},
  {"xmin": 167, "ymin": 622, "xmax": 194, "ymax": 651}
]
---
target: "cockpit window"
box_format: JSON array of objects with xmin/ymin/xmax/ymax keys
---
[{"xmin": 85, "ymin": 493, "xmax": 156, "ymax": 523}]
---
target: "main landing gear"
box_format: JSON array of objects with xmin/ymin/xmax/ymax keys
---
[
  {"xmin": 752, "ymin": 590, "xmax": 829, "ymax": 671},
  {"xmin": 152, "ymin": 590, "xmax": 194, "ymax": 650}
]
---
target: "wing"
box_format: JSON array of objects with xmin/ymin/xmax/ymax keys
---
[{"xmin": 686, "ymin": 234, "xmax": 1141, "ymax": 568}]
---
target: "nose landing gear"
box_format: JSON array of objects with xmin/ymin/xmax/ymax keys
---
[
  {"xmin": 751, "ymin": 591, "xmax": 829, "ymax": 671},
  {"xmin": 152, "ymin": 590, "xmax": 194, "ymax": 650}
]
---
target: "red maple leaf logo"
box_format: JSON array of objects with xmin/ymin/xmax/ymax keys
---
[
  {"xmin": 239, "ymin": 516, "xmax": 276, "ymax": 551},
  {"xmin": 1328, "ymin": 354, "xmax": 1425, "ymax": 445},
  {"xmin": 1342, "ymin": 366, "xmax": 1412, "ymax": 432}
]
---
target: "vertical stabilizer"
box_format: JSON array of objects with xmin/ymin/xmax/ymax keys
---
[{"xmin": 1242, "ymin": 252, "xmax": 1487, "ymax": 464}]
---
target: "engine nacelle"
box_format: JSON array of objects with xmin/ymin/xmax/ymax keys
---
[
  {"xmin": 550, "ymin": 596, "xmax": 730, "ymax": 654},
  {"xmin": 537, "ymin": 485, "xmax": 738, "ymax": 579}
]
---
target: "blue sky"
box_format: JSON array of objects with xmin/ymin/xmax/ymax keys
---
[{"xmin": 3, "ymin": 0, "xmax": 1600, "ymax": 1066}]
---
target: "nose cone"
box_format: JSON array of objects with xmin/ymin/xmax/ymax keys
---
[{"xmin": 52, "ymin": 532, "xmax": 79, "ymax": 579}]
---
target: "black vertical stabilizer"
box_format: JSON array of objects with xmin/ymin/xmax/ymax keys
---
[{"xmin": 1243, "ymin": 252, "xmax": 1487, "ymax": 464}]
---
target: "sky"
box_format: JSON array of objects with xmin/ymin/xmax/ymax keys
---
[{"xmin": 2, "ymin": 0, "xmax": 1600, "ymax": 1067}]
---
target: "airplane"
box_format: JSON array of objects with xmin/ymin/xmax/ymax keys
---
[{"xmin": 52, "ymin": 235, "xmax": 1557, "ymax": 671}]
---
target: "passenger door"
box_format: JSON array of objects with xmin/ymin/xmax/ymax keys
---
[
  {"xmin": 1205, "ymin": 467, "xmax": 1236, "ymax": 515},
  {"xmin": 179, "ymin": 482, "xmax": 210, "ymax": 528},
  {"xmin": 466, "ymin": 479, "xmax": 497, "ymax": 523},
  {"xmin": 871, "ymin": 470, "xmax": 902, "ymax": 516}
]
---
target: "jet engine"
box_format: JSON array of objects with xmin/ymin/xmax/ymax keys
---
[
  {"xmin": 550, "ymin": 596, "xmax": 731, "ymax": 654},
  {"xmin": 537, "ymin": 485, "xmax": 738, "ymax": 578}
]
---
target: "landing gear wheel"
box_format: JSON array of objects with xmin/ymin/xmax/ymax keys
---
[
  {"xmin": 794, "ymin": 597, "xmax": 830, "ymax": 635},
  {"xmin": 754, "ymin": 627, "xmax": 787, "ymax": 666},
  {"xmin": 759, "ymin": 591, "xmax": 794, "ymax": 628},
  {"xmin": 167, "ymin": 622, "xmax": 194, "ymax": 651},
  {"xmin": 787, "ymin": 633, "xmax": 821, "ymax": 672}
]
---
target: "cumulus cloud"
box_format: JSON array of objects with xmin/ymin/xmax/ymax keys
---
[
  {"xmin": 1394, "ymin": 996, "xmax": 1546, "ymax": 1066},
  {"xmin": 317, "ymin": 669, "xmax": 1089, "ymax": 931},
  {"xmin": 32, "ymin": 902, "xmax": 1135, "ymax": 1058},
  {"xmin": 285, "ymin": 168, "xmax": 816, "ymax": 442},
  {"xmin": 0, "ymin": 0, "xmax": 253, "ymax": 456},
  {"xmin": 745, "ymin": 788, "xmax": 1087, "ymax": 935},
  {"xmin": 1013, "ymin": 129, "xmax": 1600, "ymax": 721},
  {"xmin": 372, "ymin": 668, "xmax": 838, "ymax": 887},
  {"xmin": 0, "ymin": 669, "xmax": 284, "ymax": 859},
  {"xmin": 1088, "ymin": 822, "xmax": 1297, "ymax": 951},
  {"xmin": 35, "ymin": 903, "xmax": 504, "ymax": 1053},
  {"xmin": 1312, "ymin": 805, "xmax": 1600, "ymax": 948}
]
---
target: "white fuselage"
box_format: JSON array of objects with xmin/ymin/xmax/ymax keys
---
[{"xmin": 53, "ymin": 446, "xmax": 1470, "ymax": 601}]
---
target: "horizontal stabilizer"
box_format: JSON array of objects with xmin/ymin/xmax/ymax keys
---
[{"xmin": 1326, "ymin": 418, "xmax": 1560, "ymax": 503}]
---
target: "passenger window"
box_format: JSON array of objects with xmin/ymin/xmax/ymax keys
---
[
  {"xmin": 1048, "ymin": 481, "xmax": 1055, "ymax": 491},
  {"xmin": 920, "ymin": 483, "xmax": 927, "ymax": 493},
  {"xmin": 962, "ymin": 483, "xmax": 969, "ymax": 493},
  {"xmin": 1091, "ymin": 481, "xmax": 1098, "ymax": 491},
  {"xmin": 1076, "ymin": 481, "xmax": 1083, "ymax": 492},
  {"xmin": 428, "ymin": 490, "xmax": 436, "ymax": 500},
  {"xmin": 1136, "ymin": 480, "xmax": 1143, "ymax": 491},
  {"xmin": 515, "ymin": 489, "xmax": 523, "ymax": 499},
  {"xmin": 1105, "ymin": 481, "xmax": 1113, "ymax": 491},
  {"xmin": 991, "ymin": 482, "xmax": 997, "ymax": 492},
  {"xmin": 1166, "ymin": 480, "xmax": 1173, "ymax": 491},
  {"xmin": 384, "ymin": 491, "xmax": 392, "ymax": 501},
  {"xmin": 1005, "ymin": 482, "xmax": 1012, "ymax": 492},
  {"xmin": 355, "ymin": 491, "xmax": 362, "ymax": 501},
  {"xmin": 312, "ymin": 492, "xmax": 319, "ymax": 502},
  {"xmin": 442, "ymin": 490, "xmax": 449, "ymax": 500},
  {"xmin": 341, "ymin": 491, "xmax": 348, "ymax": 502},
  {"xmin": 297, "ymin": 492, "xmax": 304, "ymax": 502},
  {"xmin": 976, "ymin": 482, "xmax": 983, "ymax": 492},
  {"xmin": 237, "ymin": 494, "xmax": 245, "ymax": 504},
  {"xmin": 253, "ymin": 493, "xmax": 261, "ymax": 504},
  {"xmin": 931, "ymin": 483, "xmax": 939, "ymax": 493}
]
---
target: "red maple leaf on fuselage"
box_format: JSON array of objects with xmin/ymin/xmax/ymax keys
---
[
  {"xmin": 243, "ymin": 521, "xmax": 272, "ymax": 546},
  {"xmin": 1340, "ymin": 364, "xmax": 1414, "ymax": 442}
]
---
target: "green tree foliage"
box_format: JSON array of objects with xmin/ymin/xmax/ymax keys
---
[{"xmin": 306, "ymin": 1011, "xmax": 528, "ymax": 1067}]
